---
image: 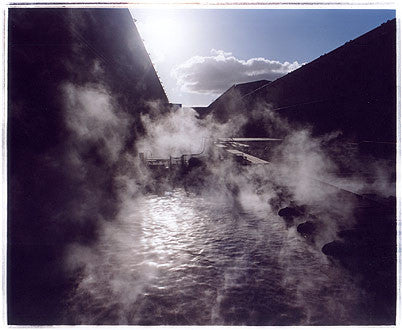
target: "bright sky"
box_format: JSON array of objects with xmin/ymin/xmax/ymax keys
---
[{"xmin": 130, "ymin": 9, "xmax": 396, "ymax": 107}]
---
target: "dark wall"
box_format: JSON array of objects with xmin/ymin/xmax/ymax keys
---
[
  {"xmin": 206, "ymin": 19, "xmax": 396, "ymax": 142},
  {"xmin": 199, "ymin": 79, "xmax": 270, "ymax": 122},
  {"xmin": 8, "ymin": 8, "xmax": 167, "ymax": 324}
]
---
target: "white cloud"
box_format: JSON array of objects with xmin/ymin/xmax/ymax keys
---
[{"xmin": 172, "ymin": 49, "xmax": 302, "ymax": 95}]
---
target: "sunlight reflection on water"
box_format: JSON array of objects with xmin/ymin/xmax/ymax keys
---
[{"xmin": 69, "ymin": 188, "xmax": 365, "ymax": 325}]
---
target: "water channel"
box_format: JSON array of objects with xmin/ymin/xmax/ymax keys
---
[{"xmin": 66, "ymin": 188, "xmax": 369, "ymax": 325}]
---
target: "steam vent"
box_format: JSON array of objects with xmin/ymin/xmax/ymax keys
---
[{"xmin": 8, "ymin": 8, "xmax": 397, "ymax": 326}]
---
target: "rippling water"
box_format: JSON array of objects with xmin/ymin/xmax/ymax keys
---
[{"xmin": 67, "ymin": 188, "xmax": 367, "ymax": 325}]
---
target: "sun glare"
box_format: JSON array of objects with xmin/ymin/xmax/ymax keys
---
[{"xmin": 136, "ymin": 15, "xmax": 185, "ymax": 63}]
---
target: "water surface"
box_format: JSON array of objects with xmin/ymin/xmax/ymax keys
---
[{"xmin": 68, "ymin": 188, "xmax": 366, "ymax": 325}]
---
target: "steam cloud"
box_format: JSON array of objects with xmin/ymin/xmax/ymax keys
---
[
  {"xmin": 59, "ymin": 61, "xmax": 394, "ymax": 325},
  {"xmin": 63, "ymin": 82, "xmax": 130, "ymax": 164},
  {"xmin": 136, "ymin": 102, "xmax": 246, "ymax": 158},
  {"xmin": 9, "ymin": 8, "xmax": 395, "ymax": 325},
  {"xmin": 172, "ymin": 49, "xmax": 302, "ymax": 95}
]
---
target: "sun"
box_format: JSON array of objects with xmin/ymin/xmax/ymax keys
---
[{"xmin": 135, "ymin": 15, "xmax": 185, "ymax": 63}]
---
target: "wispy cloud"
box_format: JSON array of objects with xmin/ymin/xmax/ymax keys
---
[{"xmin": 172, "ymin": 49, "xmax": 302, "ymax": 95}]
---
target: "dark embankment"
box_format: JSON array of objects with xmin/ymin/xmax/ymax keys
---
[
  {"xmin": 202, "ymin": 18, "xmax": 397, "ymax": 324},
  {"xmin": 8, "ymin": 8, "xmax": 167, "ymax": 324},
  {"xmin": 321, "ymin": 195, "xmax": 396, "ymax": 324},
  {"xmin": 202, "ymin": 19, "xmax": 396, "ymax": 144},
  {"xmin": 195, "ymin": 79, "xmax": 270, "ymax": 121}
]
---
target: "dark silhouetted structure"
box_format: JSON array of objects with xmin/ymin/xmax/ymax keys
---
[
  {"xmin": 202, "ymin": 19, "xmax": 396, "ymax": 143},
  {"xmin": 8, "ymin": 8, "xmax": 168, "ymax": 324}
]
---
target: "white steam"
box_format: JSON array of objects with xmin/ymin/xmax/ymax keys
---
[
  {"xmin": 137, "ymin": 106, "xmax": 206, "ymax": 158},
  {"xmin": 63, "ymin": 82, "xmax": 130, "ymax": 164},
  {"xmin": 137, "ymin": 103, "xmax": 245, "ymax": 158},
  {"xmin": 60, "ymin": 75, "xmax": 394, "ymax": 325}
]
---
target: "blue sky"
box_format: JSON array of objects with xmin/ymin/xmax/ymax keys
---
[{"xmin": 130, "ymin": 9, "xmax": 396, "ymax": 107}]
